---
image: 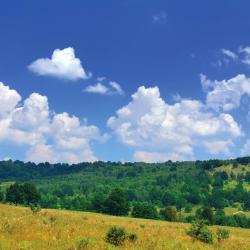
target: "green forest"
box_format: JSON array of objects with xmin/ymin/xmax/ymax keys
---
[{"xmin": 1, "ymin": 157, "xmax": 250, "ymax": 228}]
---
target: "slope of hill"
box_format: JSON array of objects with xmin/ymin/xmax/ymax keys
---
[
  {"xmin": 1, "ymin": 158, "xmax": 250, "ymax": 229},
  {"xmin": 0, "ymin": 204, "xmax": 250, "ymax": 250}
]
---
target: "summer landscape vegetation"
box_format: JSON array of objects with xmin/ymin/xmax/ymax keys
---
[{"xmin": 1, "ymin": 157, "xmax": 250, "ymax": 249}]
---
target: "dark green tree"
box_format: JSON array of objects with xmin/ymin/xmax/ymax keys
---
[
  {"xmin": 132, "ymin": 202, "xmax": 158, "ymax": 219},
  {"xmin": 0, "ymin": 188, "xmax": 4, "ymax": 202},
  {"xmin": 6, "ymin": 183, "xmax": 25, "ymax": 205},
  {"xmin": 104, "ymin": 188, "xmax": 129, "ymax": 216},
  {"xmin": 22, "ymin": 183, "xmax": 41, "ymax": 205},
  {"xmin": 196, "ymin": 206, "xmax": 214, "ymax": 225},
  {"xmin": 91, "ymin": 192, "xmax": 106, "ymax": 212}
]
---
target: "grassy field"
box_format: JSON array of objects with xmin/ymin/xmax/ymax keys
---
[{"xmin": 1, "ymin": 204, "xmax": 250, "ymax": 250}]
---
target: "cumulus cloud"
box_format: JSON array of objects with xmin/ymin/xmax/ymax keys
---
[
  {"xmin": 0, "ymin": 82, "xmax": 21, "ymax": 115},
  {"xmin": 84, "ymin": 81, "xmax": 124, "ymax": 95},
  {"xmin": 201, "ymin": 74, "xmax": 250, "ymax": 111},
  {"xmin": 108, "ymin": 86, "xmax": 242, "ymax": 162},
  {"xmin": 0, "ymin": 82, "xmax": 104, "ymax": 163},
  {"xmin": 203, "ymin": 140, "xmax": 234, "ymax": 155},
  {"xmin": 28, "ymin": 47, "xmax": 90, "ymax": 80}
]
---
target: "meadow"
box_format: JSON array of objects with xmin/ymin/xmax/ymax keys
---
[{"xmin": 1, "ymin": 204, "xmax": 250, "ymax": 250}]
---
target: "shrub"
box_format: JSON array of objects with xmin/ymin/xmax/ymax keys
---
[
  {"xmin": 161, "ymin": 206, "xmax": 177, "ymax": 221},
  {"xmin": 198, "ymin": 226, "xmax": 213, "ymax": 244},
  {"xmin": 105, "ymin": 226, "xmax": 127, "ymax": 246},
  {"xmin": 184, "ymin": 204, "xmax": 192, "ymax": 213},
  {"xmin": 77, "ymin": 238, "xmax": 90, "ymax": 250},
  {"xmin": 128, "ymin": 233, "xmax": 137, "ymax": 242},
  {"xmin": 186, "ymin": 220, "xmax": 213, "ymax": 244},
  {"xmin": 216, "ymin": 228, "xmax": 230, "ymax": 242},
  {"xmin": 30, "ymin": 204, "xmax": 41, "ymax": 214}
]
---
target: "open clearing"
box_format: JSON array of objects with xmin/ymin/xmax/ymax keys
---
[{"xmin": 1, "ymin": 204, "xmax": 250, "ymax": 250}]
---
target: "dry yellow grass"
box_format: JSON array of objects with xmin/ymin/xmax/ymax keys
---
[{"xmin": 1, "ymin": 204, "xmax": 250, "ymax": 250}]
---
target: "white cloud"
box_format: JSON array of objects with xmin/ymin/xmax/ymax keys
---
[
  {"xmin": 108, "ymin": 86, "xmax": 242, "ymax": 162},
  {"xmin": 11, "ymin": 93, "xmax": 49, "ymax": 131},
  {"xmin": 84, "ymin": 83, "xmax": 109, "ymax": 94},
  {"xmin": 134, "ymin": 151, "xmax": 184, "ymax": 163},
  {"xmin": 221, "ymin": 49, "xmax": 238, "ymax": 60},
  {"xmin": 239, "ymin": 46, "xmax": 250, "ymax": 65},
  {"xmin": 109, "ymin": 81, "xmax": 124, "ymax": 95},
  {"xmin": 0, "ymin": 82, "xmax": 21, "ymax": 115},
  {"xmin": 0, "ymin": 82, "xmax": 104, "ymax": 163},
  {"xmin": 84, "ymin": 81, "xmax": 124, "ymax": 95},
  {"xmin": 201, "ymin": 74, "xmax": 250, "ymax": 111},
  {"xmin": 241, "ymin": 139, "xmax": 250, "ymax": 156},
  {"xmin": 203, "ymin": 140, "xmax": 234, "ymax": 155},
  {"xmin": 28, "ymin": 47, "xmax": 90, "ymax": 80}
]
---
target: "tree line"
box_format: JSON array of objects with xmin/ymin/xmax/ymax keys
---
[{"xmin": 1, "ymin": 183, "xmax": 250, "ymax": 229}]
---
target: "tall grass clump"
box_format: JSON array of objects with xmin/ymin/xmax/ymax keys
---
[{"xmin": 216, "ymin": 228, "xmax": 230, "ymax": 242}]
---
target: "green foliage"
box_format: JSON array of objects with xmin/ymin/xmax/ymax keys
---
[
  {"xmin": 161, "ymin": 206, "xmax": 177, "ymax": 221},
  {"xmin": 132, "ymin": 202, "xmax": 158, "ymax": 219},
  {"xmin": 77, "ymin": 238, "xmax": 90, "ymax": 250},
  {"xmin": 184, "ymin": 204, "xmax": 192, "ymax": 213},
  {"xmin": 103, "ymin": 188, "xmax": 129, "ymax": 216},
  {"xmin": 216, "ymin": 228, "xmax": 230, "ymax": 242},
  {"xmin": 186, "ymin": 220, "xmax": 213, "ymax": 244},
  {"xmin": 22, "ymin": 183, "xmax": 41, "ymax": 205},
  {"xmin": 6, "ymin": 182, "xmax": 40, "ymax": 205},
  {"xmin": 30, "ymin": 204, "xmax": 41, "ymax": 214},
  {"xmin": 105, "ymin": 226, "xmax": 137, "ymax": 246},
  {"xmin": 243, "ymin": 192, "xmax": 250, "ymax": 211},
  {"xmin": 105, "ymin": 226, "xmax": 127, "ymax": 246},
  {"xmin": 196, "ymin": 206, "xmax": 214, "ymax": 225},
  {"xmin": 1, "ymin": 158, "xmax": 250, "ymax": 229},
  {"xmin": 0, "ymin": 188, "xmax": 4, "ymax": 202},
  {"xmin": 214, "ymin": 209, "xmax": 226, "ymax": 225},
  {"xmin": 6, "ymin": 183, "xmax": 25, "ymax": 205}
]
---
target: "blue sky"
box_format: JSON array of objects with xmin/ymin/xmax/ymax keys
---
[{"xmin": 1, "ymin": 0, "xmax": 250, "ymax": 163}]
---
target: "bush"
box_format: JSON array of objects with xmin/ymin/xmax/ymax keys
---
[
  {"xmin": 186, "ymin": 220, "xmax": 213, "ymax": 244},
  {"xmin": 77, "ymin": 238, "xmax": 90, "ymax": 250},
  {"xmin": 216, "ymin": 228, "xmax": 230, "ymax": 242},
  {"xmin": 161, "ymin": 206, "xmax": 177, "ymax": 221},
  {"xmin": 30, "ymin": 204, "xmax": 41, "ymax": 214},
  {"xmin": 184, "ymin": 204, "xmax": 192, "ymax": 213},
  {"xmin": 105, "ymin": 226, "xmax": 127, "ymax": 246},
  {"xmin": 105, "ymin": 226, "xmax": 138, "ymax": 246},
  {"xmin": 128, "ymin": 233, "xmax": 137, "ymax": 242},
  {"xmin": 198, "ymin": 226, "xmax": 213, "ymax": 244}
]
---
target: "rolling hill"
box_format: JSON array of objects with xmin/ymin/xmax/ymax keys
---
[{"xmin": 1, "ymin": 204, "xmax": 250, "ymax": 250}]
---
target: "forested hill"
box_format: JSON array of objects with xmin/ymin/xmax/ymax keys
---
[
  {"xmin": 1, "ymin": 157, "xmax": 250, "ymax": 181},
  {"xmin": 1, "ymin": 157, "xmax": 250, "ymax": 228}
]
